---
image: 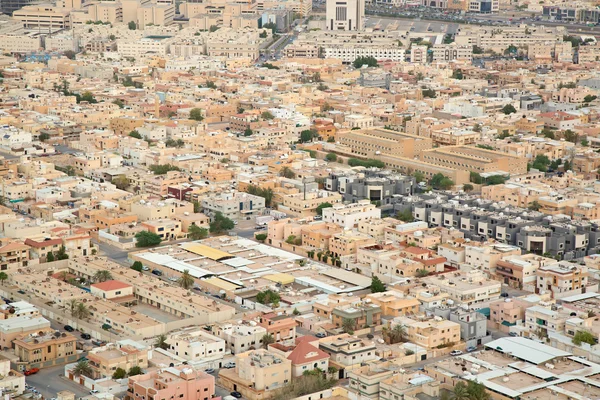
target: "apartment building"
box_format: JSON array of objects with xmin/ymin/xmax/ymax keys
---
[
  {"xmin": 258, "ymin": 313, "xmax": 296, "ymax": 343},
  {"xmin": 218, "ymin": 349, "xmax": 291, "ymax": 400},
  {"xmin": 0, "ymin": 316, "xmax": 50, "ymax": 349},
  {"xmin": 87, "ymin": 341, "xmax": 149, "ymax": 379},
  {"xmin": 319, "ymin": 335, "xmax": 378, "ymax": 374},
  {"xmin": 280, "ymin": 190, "xmax": 342, "ymax": 218},
  {"xmin": 455, "ymin": 25, "xmax": 566, "ymax": 52},
  {"xmin": 14, "ymin": 330, "xmax": 77, "ymax": 370},
  {"xmin": 128, "ymin": 367, "xmax": 215, "ymax": 400},
  {"xmin": 165, "ymin": 327, "xmax": 226, "ymax": 362},
  {"xmin": 322, "ymin": 201, "xmax": 381, "ymax": 229},
  {"xmin": 365, "ymin": 291, "xmax": 420, "ymax": 317},
  {"xmin": 536, "ymin": 263, "xmax": 592, "ymax": 299},
  {"xmin": 325, "ymin": 170, "xmax": 414, "ymax": 206},
  {"xmin": 424, "ymin": 270, "xmax": 502, "ymax": 307},
  {"xmin": 0, "ymin": 243, "xmax": 31, "ymax": 271},
  {"xmin": 392, "ymin": 317, "xmax": 461, "ymax": 349},
  {"xmin": 332, "ymin": 303, "xmax": 382, "ymax": 331},
  {"xmin": 201, "ymin": 191, "xmax": 265, "ymax": 220},
  {"xmin": 212, "ymin": 322, "xmax": 267, "ymax": 355}
]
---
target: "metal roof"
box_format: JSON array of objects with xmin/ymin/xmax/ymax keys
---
[
  {"xmin": 484, "ymin": 337, "xmax": 571, "ymax": 364},
  {"xmin": 180, "ymin": 243, "xmax": 233, "ymax": 260}
]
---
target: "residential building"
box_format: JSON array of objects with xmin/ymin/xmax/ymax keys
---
[
  {"xmin": 165, "ymin": 327, "xmax": 226, "ymax": 362},
  {"xmin": 128, "ymin": 367, "xmax": 215, "ymax": 400},
  {"xmin": 87, "ymin": 341, "xmax": 149, "ymax": 379},
  {"xmin": 14, "ymin": 329, "xmax": 77, "ymax": 370}
]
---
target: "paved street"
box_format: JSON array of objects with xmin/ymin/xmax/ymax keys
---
[{"xmin": 27, "ymin": 365, "xmax": 90, "ymax": 398}]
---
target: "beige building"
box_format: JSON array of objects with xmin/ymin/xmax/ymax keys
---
[
  {"xmin": 14, "ymin": 329, "xmax": 77, "ymax": 370},
  {"xmin": 13, "ymin": 5, "xmax": 70, "ymax": 29},
  {"xmin": 86, "ymin": 341, "xmax": 149, "ymax": 379},
  {"xmin": 218, "ymin": 349, "xmax": 291, "ymax": 400}
]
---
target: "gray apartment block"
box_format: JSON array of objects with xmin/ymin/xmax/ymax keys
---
[
  {"xmin": 433, "ymin": 308, "xmax": 492, "ymax": 348},
  {"xmin": 325, "ymin": 170, "xmax": 414, "ymax": 212},
  {"xmin": 397, "ymin": 193, "xmax": 600, "ymax": 259}
]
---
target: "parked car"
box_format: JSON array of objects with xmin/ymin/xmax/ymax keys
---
[
  {"xmin": 315, "ymin": 332, "xmax": 327, "ymax": 338},
  {"xmin": 81, "ymin": 333, "xmax": 92, "ymax": 340},
  {"xmin": 24, "ymin": 368, "xmax": 39, "ymax": 376},
  {"xmin": 500, "ymin": 292, "xmax": 509, "ymax": 298},
  {"xmin": 223, "ymin": 362, "xmax": 236, "ymax": 368},
  {"xmin": 450, "ymin": 350, "xmax": 463, "ymax": 356},
  {"xmin": 230, "ymin": 392, "xmax": 242, "ymax": 399},
  {"xmin": 466, "ymin": 346, "xmax": 477, "ymax": 352},
  {"xmin": 152, "ymin": 269, "xmax": 163, "ymax": 276},
  {"xmin": 508, "ymin": 332, "xmax": 518, "ymax": 337},
  {"xmin": 204, "ymin": 368, "xmax": 215, "ymax": 374},
  {"xmin": 142, "ymin": 266, "xmax": 149, "ymax": 271},
  {"xmin": 64, "ymin": 325, "xmax": 74, "ymax": 332},
  {"xmin": 90, "ymin": 390, "xmax": 99, "ymax": 395}
]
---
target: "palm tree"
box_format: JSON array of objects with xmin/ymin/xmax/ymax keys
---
[
  {"xmin": 388, "ymin": 324, "xmax": 407, "ymax": 344},
  {"xmin": 453, "ymin": 382, "xmax": 469, "ymax": 400},
  {"xmin": 262, "ymin": 333, "xmax": 275, "ymax": 348},
  {"xmin": 0, "ymin": 272, "xmax": 8, "ymax": 285},
  {"xmin": 466, "ymin": 381, "xmax": 490, "ymax": 400},
  {"xmin": 341, "ymin": 318, "xmax": 355, "ymax": 334},
  {"xmin": 74, "ymin": 302, "xmax": 90, "ymax": 320},
  {"xmin": 178, "ymin": 270, "xmax": 194, "ymax": 290},
  {"xmin": 154, "ymin": 334, "xmax": 168, "ymax": 350},
  {"xmin": 73, "ymin": 360, "xmax": 93, "ymax": 378},
  {"xmin": 93, "ymin": 270, "xmax": 113, "ymax": 283},
  {"xmin": 66, "ymin": 299, "xmax": 79, "ymax": 317}
]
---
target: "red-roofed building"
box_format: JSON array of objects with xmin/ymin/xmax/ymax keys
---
[
  {"xmin": 24, "ymin": 238, "xmax": 62, "ymax": 262},
  {"xmin": 287, "ymin": 340, "xmax": 329, "ymax": 377},
  {"xmin": 90, "ymin": 280, "xmax": 133, "ymax": 300}
]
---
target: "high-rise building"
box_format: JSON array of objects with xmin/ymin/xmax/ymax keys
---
[{"xmin": 326, "ymin": 0, "xmax": 364, "ymax": 31}]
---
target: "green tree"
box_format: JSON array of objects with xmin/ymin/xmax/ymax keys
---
[
  {"xmin": 188, "ymin": 224, "xmax": 208, "ymax": 240},
  {"xmin": 280, "ymin": 167, "xmax": 296, "ymax": 179},
  {"xmin": 128, "ymin": 366, "xmax": 143, "ymax": 376},
  {"xmin": 316, "ymin": 202, "xmax": 333, "ymax": 216},
  {"xmin": 73, "ymin": 360, "xmax": 93, "ymax": 378},
  {"xmin": 528, "ymin": 200, "xmax": 541, "ymax": 211},
  {"xmin": 94, "ymin": 270, "xmax": 113, "ymax": 283},
  {"xmin": 39, "ymin": 132, "xmax": 50, "ymax": 142},
  {"xmin": 135, "ymin": 231, "xmax": 162, "ymax": 247},
  {"xmin": 453, "ymin": 382, "xmax": 469, "ymax": 400},
  {"xmin": 129, "ymin": 130, "xmax": 142, "ymax": 139},
  {"xmin": 341, "ymin": 318, "xmax": 355, "ymax": 334},
  {"xmin": 256, "ymin": 289, "xmax": 281, "ymax": 305},
  {"xmin": 74, "ymin": 302, "xmax": 90, "ymax": 320},
  {"xmin": 385, "ymin": 324, "xmax": 407, "ymax": 344},
  {"xmin": 542, "ymin": 128, "xmax": 555, "ymax": 139},
  {"xmin": 300, "ymin": 129, "xmax": 317, "ymax": 143},
  {"xmin": 584, "ymin": 95, "xmax": 597, "ymax": 103},
  {"xmin": 473, "ymin": 123, "xmax": 482, "ymax": 133},
  {"xmin": 416, "ymin": 269, "xmax": 430, "ymax": 277},
  {"xmin": 128, "ymin": 21, "xmax": 136, "ymax": 30},
  {"xmin": 209, "ymin": 25, "xmax": 219, "ymax": 32},
  {"xmin": 347, "ymin": 158, "xmax": 385, "ymax": 168},
  {"xmin": 154, "ymin": 334, "xmax": 168, "ymax": 350},
  {"xmin": 463, "ymin": 183, "xmax": 474, "ymax": 192},
  {"xmin": 259, "ymin": 30, "xmax": 268, "ymax": 38},
  {"xmin": 131, "ymin": 261, "xmax": 143, "ymax": 272},
  {"xmin": 56, "ymin": 245, "xmax": 69, "ymax": 260},
  {"xmin": 412, "ymin": 171, "xmax": 425, "ymax": 183},
  {"xmin": 582, "ymin": 139, "xmax": 590, "ymax": 146},
  {"xmin": 573, "ymin": 330, "xmax": 596, "ymax": 345},
  {"xmin": 0, "ymin": 272, "xmax": 8, "ymax": 286},
  {"xmin": 112, "ymin": 99, "xmax": 124, "ymax": 108},
  {"xmin": 263, "ymin": 22, "xmax": 277, "ymax": 33},
  {"xmin": 430, "ymin": 173, "xmax": 454, "ymax": 190},
  {"xmin": 422, "ymin": 88, "xmax": 436, "ymax": 98},
  {"xmin": 261, "ymin": 111, "xmax": 275, "ymax": 120},
  {"xmin": 262, "ymin": 333, "xmax": 275, "ymax": 348},
  {"xmin": 452, "ymin": 70, "xmax": 464, "ymax": 80},
  {"xmin": 293, "ymin": 308, "xmax": 301, "ymax": 315},
  {"xmin": 352, "ymin": 56, "xmax": 378, "ymax": 68},
  {"xmin": 255, "ymin": 233, "xmax": 267, "ymax": 242},
  {"xmin": 504, "ymin": 44, "xmax": 518, "ymax": 55},
  {"xmin": 178, "ymin": 269, "xmax": 195, "ymax": 290},
  {"xmin": 396, "ymin": 209, "xmax": 414, "ymax": 222},
  {"xmin": 501, "ymin": 104, "xmax": 517, "ymax": 114},
  {"xmin": 325, "ymin": 153, "xmax": 337, "ymax": 162},
  {"xmin": 244, "ymin": 128, "xmax": 253, "ymax": 136},
  {"xmin": 112, "ymin": 368, "xmax": 127, "ymax": 379},
  {"xmin": 466, "ymin": 381, "xmax": 490, "ymax": 400},
  {"xmin": 189, "ymin": 108, "xmax": 204, "ymax": 121},
  {"xmin": 563, "ymin": 129, "xmax": 579, "ymax": 143},
  {"xmin": 193, "ymin": 200, "xmax": 201, "ymax": 213},
  {"xmin": 149, "ymin": 164, "xmax": 180, "ymax": 175},
  {"xmin": 46, "ymin": 252, "xmax": 55, "ymax": 262},
  {"xmin": 532, "ymin": 154, "xmax": 551, "ymax": 172},
  {"xmin": 205, "ymin": 81, "xmax": 217, "ymax": 89},
  {"xmin": 209, "ymin": 212, "xmax": 235, "ymax": 234},
  {"xmin": 112, "ymin": 175, "xmax": 129, "ymax": 190},
  {"xmin": 371, "ymin": 276, "xmax": 386, "ymax": 293}
]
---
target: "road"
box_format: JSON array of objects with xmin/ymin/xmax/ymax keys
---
[{"xmin": 27, "ymin": 364, "xmax": 90, "ymax": 398}]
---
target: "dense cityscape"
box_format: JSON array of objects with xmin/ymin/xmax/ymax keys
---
[{"xmin": 1, "ymin": 0, "xmax": 600, "ymax": 399}]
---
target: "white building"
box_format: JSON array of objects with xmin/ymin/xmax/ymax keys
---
[
  {"xmin": 201, "ymin": 191, "xmax": 266, "ymax": 220},
  {"xmin": 326, "ymin": 0, "xmax": 365, "ymax": 31},
  {"xmin": 323, "ymin": 45, "xmax": 405, "ymax": 63},
  {"xmin": 322, "ymin": 200, "xmax": 381, "ymax": 229},
  {"xmin": 213, "ymin": 322, "xmax": 267, "ymax": 355},
  {"xmin": 166, "ymin": 327, "xmax": 226, "ymax": 362}
]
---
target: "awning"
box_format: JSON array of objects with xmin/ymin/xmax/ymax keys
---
[
  {"xmin": 477, "ymin": 307, "xmax": 490, "ymax": 318},
  {"xmin": 181, "ymin": 243, "xmax": 233, "ymax": 260}
]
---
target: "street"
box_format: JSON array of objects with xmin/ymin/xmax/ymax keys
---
[{"xmin": 26, "ymin": 364, "xmax": 90, "ymax": 398}]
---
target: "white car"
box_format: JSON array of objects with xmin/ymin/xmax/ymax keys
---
[
  {"xmin": 450, "ymin": 350, "xmax": 463, "ymax": 356},
  {"xmin": 90, "ymin": 390, "xmax": 100, "ymax": 395}
]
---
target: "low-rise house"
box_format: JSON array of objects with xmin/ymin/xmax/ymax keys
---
[{"xmin": 128, "ymin": 366, "xmax": 215, "ymax": 400}]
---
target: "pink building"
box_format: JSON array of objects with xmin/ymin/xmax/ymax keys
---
[{"xmin": 127, "ymin": 367, "xmax": 216, "ymax": 400}]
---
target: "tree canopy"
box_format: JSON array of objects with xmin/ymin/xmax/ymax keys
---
[
  {"xmin": 209, "ymin": 212, "xmax": 235, "ymax": 234},
  {"xmin": 135, "ymin": 231, "xmax": 162, "ymax": 247}
]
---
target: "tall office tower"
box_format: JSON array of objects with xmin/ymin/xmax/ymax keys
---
[{"xmin": 326, "ymin": 0, "xmax": 364, "ymax": 31}]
